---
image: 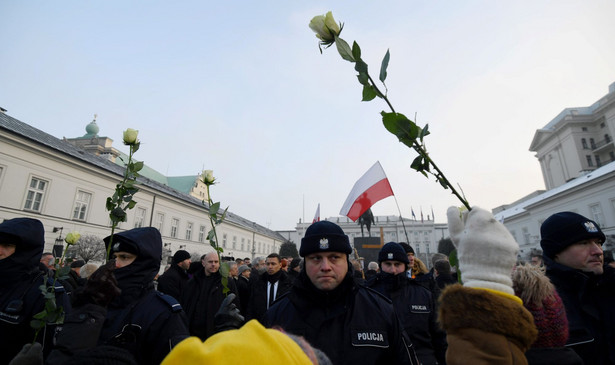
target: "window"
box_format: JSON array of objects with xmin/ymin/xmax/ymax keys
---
[
  {"xmin": 600, "ymin": 121, "xmax": 606, "ymax": 128},
  {"xmin": 233, "ymin": 236, "xmax": 237, "ymax": 249},
  {"xmin": 582, "ymin": 127, "xmax": 588, "ymax": 132},
  {"xmin": 24, "ymin": 177, "xmax": 48, "ymax": 212},
  {"xmin": 199, "ymin": 225, "xmax": 206, "ymax": 243},
  {"xmin": 156, "ymin": 213, "xmax": 164, "ymax": 232},
  {"xmin": 241, "ymin": 238, "xmax": 245, "ymax": 251},
  {"xmin": 605, "ymin": 134, "xmax": 611, "ymax": 143},
  {"xmin": 522, "ymin": 227, "xmax": 530, "ymax": 245},
  {"xmin": 223, "ymin": 233, "xmax": 227, "ymax": 248},
  {"xmin": 186, "ymin": 222, "xmax": 193, "ymax": 240},
  {"xmin": 587, "ymin": 155, "xmax": 594, "ymax": 167},
  {"xmin": 134, "ymin": 207, "xmax": 146, "ymax": 228},
  {"xmin": 171, "ymin": 218, "xmax": 179, "ymax": 238},
  {"xmin": 589, "ymin": 204, "xmax": 605, "ymax": 227},
  {"xmin": 595, "ymin": 155, "xmax": 601, "ymax": 167},
  {"xmin": 72, "ymin": 190, "xmax": 92, "ymax": 221},
  {"xmin": 582, "ymin": 138, "xmax": 588, "ymax": 149},
  {"xmin": 590, "ymin": 138, "xmax": 596, "ymax": 149},
  {"xmin": 610, "ymin": 151, "xmax": 615, "ymax": 161}
]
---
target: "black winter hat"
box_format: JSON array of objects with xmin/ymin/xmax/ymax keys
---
[
  {"xmin": 172, "ymin": 249, "xmax": 191, "ymax": 264},
  {"xmin": 378, "ymin": 242, "xmax": 409, "ymax": 264},
  {"xmin": 540, "ymin": 211, "xmax": 606, "ymax": 259},
  {"xmin": 399, "ymin": 242, "xmax": 415, "ymax": 255},
  {"xmin": 300, "ymin": 221, "xmax": 351, "ymax": 257},
  {"xmin": 70, "ymin": 259, "xmax": 85, "ymax": 268}
]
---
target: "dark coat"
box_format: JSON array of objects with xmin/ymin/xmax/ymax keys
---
[
  {"xmin": 236, "ymin": 275, "xmax": 250, "ymax": 315},
  {"xmin": 544, "ymin": 255, "xmax": 615, "ymax": 364},
  {"xmin": 247, "ymin": 270, "xmax": 293, "ymax": 322},
  {"xmin": 100, "ymin": 227, "xmax": 189, "ymax": 364},
  {"xmin": 181, "ymin": 269, "xmax": 239, "ymax": 340},
  {"xmin": 157, "ymin": 263, "xmax": 190, "ymax": 301},
  {"xmin": 368, "ymin": 272, "xmax": 447, "ymax": 365},
  {"xmin": 262, "ymin": 270, "xmax": 419, "ymax": 365},
  {"xmin": 439, "ymin": 284, "xmax": 537, "ymax": 365},
  {"xmin": 0, "ymin": 218, "xmax": 71, "ymax": 364}
]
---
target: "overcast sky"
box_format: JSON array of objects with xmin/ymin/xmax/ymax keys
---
[{"xmin": 2, "ymin": 1, "xmax": 614, "ymax": 231}]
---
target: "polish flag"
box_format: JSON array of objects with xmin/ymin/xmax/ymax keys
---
[
  {"xmin": 313, "ymin": 204, "xmax": 320, "ymax": 223},
  {"xmin": 340, "ymin": 161, "xmax": 394, "ymax": 221}
]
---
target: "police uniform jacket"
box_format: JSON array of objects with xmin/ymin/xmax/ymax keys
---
[
  {"xmin": 157, "ymin": 263, "xmax": 190, "ymax": 301},
  {"xmin": 100, "ymin": 228, "xmax": 189, "ymax": 365},
  {"xmin": 0, "ymin": 218, "xmax": 71, "ymax": 364},
  {"xmin": 368, "ymin": 272, "xmax": 447, "ymax": 365},
  {"xmin": 544, "ymin": 255, "xmax": 615, "ymax": 364},
  {"xmin": 262, "ymin": 269, "xmax": 418, "ymax": 365}
]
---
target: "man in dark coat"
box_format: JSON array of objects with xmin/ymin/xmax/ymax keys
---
[
  {"xmin": 262, "ymin": 221, "xmax": 419, "ymax": 365},
  {"xmin": 540, "ymin": 212, "xmax": 615, "ymax": 364},
  {"xmin": 181, "ymin": 251, "xmax": 239, "ymax": 340},
  {"xmin": 246, "ymin": 253, "xmax": 293, "ymax": 322},
  {"xmin": 98, "ymin": 227, "xmax": 189, "ymax": 364},
  {"xmin": 157, "ymin": 250, "xmax": 191, "ymax": 300},
  {"xmin": 0, "ymin": 217, "xmax": 71, "ymax": 364},
  {"xmin": 368, "ymin": 242, "xmax": 447, "ymax": 365},
  {"xmin": 236, "ymin": 264, "xmax": 251, "ymax": 315}
]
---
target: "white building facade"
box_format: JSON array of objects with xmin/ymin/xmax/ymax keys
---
[
  {"xmin": 495, "ymin": 81, "xmax": 615, "ymax": 259},
  {"xmin": 0, "ymin": 112, "xmax": 286, "ymax": 264}
]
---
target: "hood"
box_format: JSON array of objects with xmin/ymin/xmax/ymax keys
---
[{"xmin": 0, "ymin": 218, "xmax": 45, "ymax": 287}]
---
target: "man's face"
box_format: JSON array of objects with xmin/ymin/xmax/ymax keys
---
[
  {"xmin": 407, "ymin": 252, "xmax": 415, "ymax": 268},
  {"xmin": 40, "ymin": 254, "xmax": 55, "ymax": 269},
  {"xmin": 114, "ymin": 251, "xmax": 137, "ymax": 268},
  {"xmin": 202, "ymin": 253, "xmax": 220, "ymax": 276},
  {"xmin": 0, "ymin": 243, "xmax": 16, "ymax": 260},
  {"xmin": 530, "ymin": 256, "xmax": 542, "ymax": 266},
  {"xmin": 178, "ymin": 258, "xmax": 191, "ymax": 270},
  {"xmin": 380, "ymin": 260, "xmax": 406, "ymax": 275},
  {"xmin": 229, "ymin": 264, "xmax": 239, "ymax": 277},
  {"xmin": 555, "ymin": 239, "xmax": 604, "ymax": 275},
  {"xmin": 265, "ymin": 257, "xmax": 281, "ymax": 275},
  {"xmin": 305, "ymin": 252, "xmax": 348, "ymax": 291},
  {"xmin": 245, "ymin": 258, "xmax": 251, "ymax": 265},
  {"xmin": 241, "ymin": 269, "xmax": 251, "ymax": 278}
]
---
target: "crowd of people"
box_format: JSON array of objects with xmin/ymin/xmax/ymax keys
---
[{"xmin": 1, "ymin": 206, "xmax": 614, "ymax": 364}]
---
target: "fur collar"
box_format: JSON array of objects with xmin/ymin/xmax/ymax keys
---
[{"xmin": 439, "ymin": 284, "xmax": 537, "ymax": 351}]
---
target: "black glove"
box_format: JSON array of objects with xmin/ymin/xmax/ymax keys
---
[
  {"xmin": 9, "ymin": 343, "xmax": 43, "ymax": 365},
  {"xmin": 73, "ymin": 261, "xmax": 121, "ymax": 307},
  {"xmin": 214, "ymin": 293, "xmax": 244, "ymax": 333}
]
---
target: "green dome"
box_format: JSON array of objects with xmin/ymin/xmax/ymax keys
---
[{"xmin": 85, "ymin": 120, "xmax": 99, "ymax": 136}]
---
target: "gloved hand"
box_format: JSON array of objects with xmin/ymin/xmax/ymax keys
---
[
  {"xmin": 9, "ymin": 343, "xmax": 43, "ymax": 365},
  {"xmin": 73, "ymin": 260, "xmax": 121, "ymax": 307},
  {"xmin": 447, "ymin": 206, "xmax": 519, "ymax": 295},
  {"xmin": 214, "ymin": 293, "xmax": 244, "ymax": 333}
]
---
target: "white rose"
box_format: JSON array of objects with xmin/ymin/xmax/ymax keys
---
[
  {"xmin": 202, "ymin": 170, "xmax": 215, "ymax": 185},
  {"xmin": 123, "ymin": 128, "xmax": 139, "ymax": 145},
  {"xmin": 309, "ymin": 11, "xmax": 340, "ymax": 42}
]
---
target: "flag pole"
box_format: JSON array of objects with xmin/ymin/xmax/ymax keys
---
[{"xmin": 393, "ymin": 196, "xmax": 410, "ymax": 244}]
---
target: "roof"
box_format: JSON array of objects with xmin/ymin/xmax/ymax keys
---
[
  {"xmin": 0, "ymin": 112, "xmax": 285, "ymax": 241},
  {"xmin": 494, "ymin": 161, "xmax": 615, "ymax": 221},
  {"xmin": 167, "ymin": 175, "xmax": 199, "ymax": 194}
]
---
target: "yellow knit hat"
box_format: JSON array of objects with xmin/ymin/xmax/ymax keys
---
[{"xmin": 162, "ymin": 320, "xmax": 313, "ymax": 364}]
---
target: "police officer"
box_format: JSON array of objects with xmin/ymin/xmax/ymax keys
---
[
  {"xmin": 0, "ymin": 217, "xmax": 70, "ymax": 364},
  {"xmin": 262, "ymin": 220, "xmax": 419, "ymax": 365},
  {"xmin": 368, "ymin": 242, "xmax": 447, "ymax": 365},
  {"xmin": 100, "ymin": 227, "xmax": 189, "ymax": 364}
]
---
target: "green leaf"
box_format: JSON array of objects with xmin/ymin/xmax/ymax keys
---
[
  {"xmin": 419, "ymin": 123, "xmax": 430, "ymax": 141},
  {"xmin": 207, "ymin": 230, "xmax": 215, "ymax": 241},
  {"xmin": 379, "ymin": 49, "xmax": 390, "ymax": 83},
  {"xmin": 33, "ymin": 310, "xmax": 48, "ymax": 319},
  {"xmin": 132, "ymin": 161, "xmax": 144, "ymax": 172},
  {"xmin": 221, "ymin": 207, "xmax": 229, "ymax": 221},
  {"xmin": 106, "ymin": 198, "xmax": 115, "ymax": 211},
  {"xmin": 127, "ymin": 200, "xmax": 137, "ymax": 209},
  {"xmin": 57, "ymin": 266, "xmax": 70, "ymax": 277},
  {"xmin": 362, "ymin": 85, "xmax": 377, "ymax": 101},
  {"xmin": 354, "ymin": 59, "xmax": 368, "ymax": 74},
  {"xmin": 131, "ymin": 142, "xmax": 140, "ymax": 154},
  {"xmin": 219, "ymin": 261, "xmax": 229, "ymax": 278},
  {"xmin": 352, "ymin": 41, "xmax": 361, "ymax": 61},
  {"xmin": 210, "ymin": 202, "xmax": 220, "ymax": 215},
  {"xmin": 357, "ymin": 72, "xmax": 369, "ymax": 86},
  {"xmin": 381, "ymin": 112, "xmax": 420, "ymax": 141},
  {"xmin": 221, "ymin": 276, "xmax": 230, "ymax": 295},
  {"xmin": 335, "ymin": 35, "xmax": 355, "ymax": 62},
  {"xmin": 411, "ymin": 155, "xmax": 423, "ymax": 170},
  {"xmin": 44, "ymin": 292, "xmax": 56, "ymax": 299},
  {"xmin": 30, "ymin": 319, "xmax": 45, "ymax": 330}
]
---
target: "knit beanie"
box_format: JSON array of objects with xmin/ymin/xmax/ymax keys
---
[
  {"xmin": 172, "ymin": 250, "xmax": 191, "ymax": 264},
  {"xmin": 161, "ymin": 320, "xmax": 313, "ymax": 365},
  {"xmin": 399, "ymin": 242, "xmax": 415, "ymax": 255},
  {"xmin": 238, "ymin": 265, "xmax": 250, "ymax": 275},
  {"xmin": 540, "ymin": 212, "xmax": 605, "ymax": 259},
  {"xmin": 378, "ymin": 242, "xmax": 409, "ymax": 264},
  {"xmin": 300, "ymin": 221, "xmax": 351, "ymax": 257}
]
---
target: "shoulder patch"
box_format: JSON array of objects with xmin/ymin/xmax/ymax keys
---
[{"xmin": 156, "ymin": 291, "xmax": 183, "ymax": 313}]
